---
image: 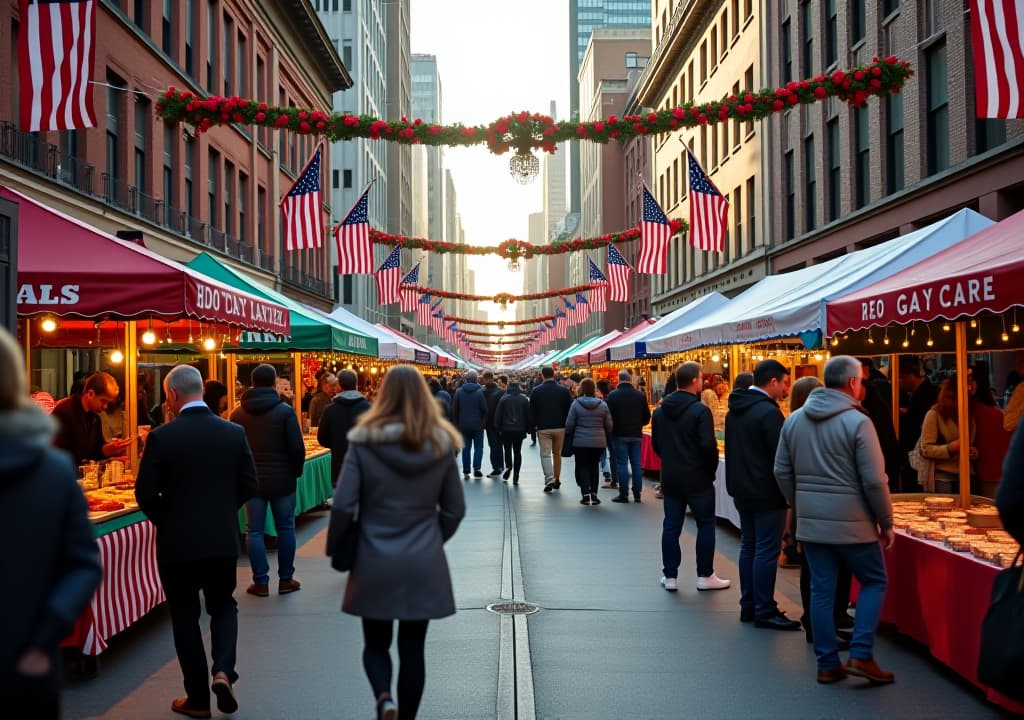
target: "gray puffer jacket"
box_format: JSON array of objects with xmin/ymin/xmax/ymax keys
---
[
  {"xmin": 565, "ymin": 396, "xmax": 613, "ymax": 449},
  {"xmin": 774, "ymin": 387, "xmax": 893, "ymax": 544}
]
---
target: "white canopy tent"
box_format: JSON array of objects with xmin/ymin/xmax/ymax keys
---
[
  {"xmin": 607, "ymin": 292, "xmax": 730, "ymax": 361},
  {"xmin": 644, "ymin": 209, "xmax": 994, "ymax": 354},
  {"xmin": 322, "ymin": 306, "xmax": 422, "ymax": 361}
]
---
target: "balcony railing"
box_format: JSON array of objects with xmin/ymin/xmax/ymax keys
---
[{"xmin": 0, "ymin": 120, "xmax": 332, "ymax": 297}]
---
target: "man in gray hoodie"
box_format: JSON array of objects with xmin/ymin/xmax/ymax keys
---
[{"xmin": 774, "ymin": 355, "xmax": 895, "ymax": 686}]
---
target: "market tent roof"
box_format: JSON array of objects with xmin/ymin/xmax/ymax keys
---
[
  {"xmin": 186, "ymin": 253, "xmax": 374, "ymax": 355},
  {"xmin": 607, "ymin": 293, "xmax": 730, "ymax": 361},
  {"xmin": 827, "ymin": 207, "xmax": 1024, "ymax": 333},
  {"xmin": 374, "ymin": 325, "xmax": 441, "ymax": 365},
  {"xmin": 558, "ymin": 330, "xmax": 621, "ymax": 366},
  {"xmin": 583, "ymin": 321, "xmax": 655, "ymax": 364},
  {"xmin": 430, "ymin": 345, "xmax": 465, "ymax": 369},
  {"xmin": 7, "ymin": 187, "xmax": 290, "ymax": 335},
  {"xmin": 320, "ymin": 306, "xmax": 421, "ymax": 361},
  {"xmin": 646, "ymin": 209, "xmax": 994, "ymax": 353}
]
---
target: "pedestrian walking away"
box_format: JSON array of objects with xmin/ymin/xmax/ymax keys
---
[
  {"xmin": 725, "ymin": 359, "xmax": 799, "ymax": 630},
  {"xmin": 481, "ymin": 371, "xmax": 506, "ymax": 477},
  {"xmin": 606, "ymin": 369, "xmax": 651, "ymax": 503},
  {"xmin": 494, "ymin": 381, "xmax": 534, "ymax": 485},
  {"xmin": 530, "ymin": 366, "xmax": 573, "ymax": 492},
  {"xmin": 327, "ymin": 365, "xmax": 466, "ymax": 720},
  {"xmin": 135, "ymin": 365, "xmax": 258, "ymax": 718},
  {"xmin": 230, "ymin": 364, "xmax": 307, "ymax": 598},
  {"xmin": 451, "ymin": 370, "xmax": 488, "ymax": 479},
  {"xmin": 774, "ymin": 355, "xmax": 896, "ymax": 686},
  {"xmin": 565, "ymin": 378, "xmax": 613, "ymax": 505},
  {"xmin": 318, "ymin": 369, "xmax": 372, "ymax": 487},
  {"xmin": 651, "ymin": 362, "xmax": 730, "ymax": 592}
]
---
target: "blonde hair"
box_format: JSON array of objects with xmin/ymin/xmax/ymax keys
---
[
  {"xmin": 789, "ymin": 376, "xmax": 822, "ymax": 412},
  {"xmin": 0, "ymin": 327, "xmax": 29, "ymax": 411},
  {"xmin": 355, "ymin": 365, "xmax": 463, "ymax": 456}
]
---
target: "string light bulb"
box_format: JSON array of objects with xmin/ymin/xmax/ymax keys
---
[
  {"xmin": 926, "ymin": 325, "xmax": 934, "ymax": 348},
  {"xmin": 40, "ymin": 317, "xmax": 57, "ymax": 333},
  {"xmin": 203, "ymin": 337, "xmax": 217, "ymax": 351},
  {"xmin": 711, "ymin": 353, "xmax": 721, "ymax": 362},
  {"xmin": 814, "ymin": 353, "xmax": 824, "ymax": 361},
  {"xmin": 942, "ymin": 322, "xmax": 951, "ymax": 332},
  {"xmin": 110, "ymin": 349, "xmax": 124, "ymax": 364},
  {"xmin": 141, "ymin": 319, "xmax": 157, "ymax": 346}
]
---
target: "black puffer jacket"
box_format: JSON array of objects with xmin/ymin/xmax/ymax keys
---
[
  {"xmin": 230, "ymin": 387, "xmax": 305, "ymax": 498},
  {"xmin": 651, "ymin": 391, "xmax": 718, "ymax": 497},
  {"xmin": 605, "ymin": 382, "xmax": 651, "ymax": 437},
  {"xmin": 724, "ymin": 388, "xmax": 787, "ymax": 512},
  {"xmin": 318, "ymin": 390, "xmax": 372, "ymax": 484}
]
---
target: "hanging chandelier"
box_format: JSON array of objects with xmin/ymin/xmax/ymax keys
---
[{"xmin": 509, "ymin": 150, "xmax": 539, "ymax": 184}]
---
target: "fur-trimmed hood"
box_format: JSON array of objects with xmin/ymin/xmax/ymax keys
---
[
  {"xmin": 348, "ymin": 422, "xmax": 457, "ymax": 475},
  {"xmin": 0, "ymin": 404, "xmax": 58, "ymax": 478}
]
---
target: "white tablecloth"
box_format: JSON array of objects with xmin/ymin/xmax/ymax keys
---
[{"xmin": 714, "ymin": 458, "xmax": 741, "ymax": 529}]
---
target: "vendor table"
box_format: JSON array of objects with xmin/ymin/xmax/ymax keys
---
[
  {"xmin": 640, "ymin": 433, "xmax": 740, "ymax": 529},
  {"xmin": 62, "ymin": 516, "xmax": 164, "ymax": 656},
  {"xmin": 870, "ymin": 531, "xmax": 1024, "ymax": 713},
  {"xmin": 238, "ymin": 449, "xmax": 332, "ymax": 536}
]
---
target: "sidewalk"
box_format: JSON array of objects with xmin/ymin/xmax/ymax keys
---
[{"xmin": 63, "ymin": 445, "xmax": 1004, "ymax": 719}]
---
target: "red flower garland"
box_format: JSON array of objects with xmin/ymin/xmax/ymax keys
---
[
  {"xmin": 440, "ymin": 314, "xmax": 556, "ymax": 326},
  {"xmin": 401, "ymin": 284, "xmax": 595, "ymax": 304},
  {"xmin": 156, "ymin": 58, "xmax": 912, "ymax": 153}
]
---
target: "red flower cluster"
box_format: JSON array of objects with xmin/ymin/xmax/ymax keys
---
[{"xmin": 400, "ymin": 284, "xmax": 596, "ymax": 304}]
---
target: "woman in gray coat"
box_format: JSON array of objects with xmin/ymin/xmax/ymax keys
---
[
  {"xmin": 565, "ymin": 378, "xmax": 613, "ymax": 505},
  {"xmin": 327, "ymin": 365, "xmax": 466, "ymax": 720}
]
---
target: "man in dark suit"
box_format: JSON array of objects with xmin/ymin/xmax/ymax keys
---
[{"xmin": 136, "ymin": 365, "xmax": 257, "ymax": 719}]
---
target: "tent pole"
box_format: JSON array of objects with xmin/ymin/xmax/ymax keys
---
[
  {"xmin": 125, "ymin": 321, "xmax": 139, "ymax": 471},
  {"xmin": 890, "ymin": 353, "xmax": 900, "ymax": 488},
  {"xmin": 730, "ymin": 345, "xmax": 741, "ymax": 378},
  {"xmin": 22, "ymin": 319, "xmax": 31, "ymax": 386},
  {"xmin": 954, "ymin": 322, "xmax": 971, "ymax": 509},
  {"xmin": 292, "ymin": 352, "xmax": 303, "ymax": 432},
  {"xmin": 225, "ymin": 353, "xmax": 237, "ymax": 416}
]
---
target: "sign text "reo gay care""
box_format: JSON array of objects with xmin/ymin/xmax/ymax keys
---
[{"xmin": 860, "ymin": 276, "xmax": 996, "ymax": 321}]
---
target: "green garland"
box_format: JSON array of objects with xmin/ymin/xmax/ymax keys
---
[{"xmin": 156, "ymin": 58, "xmax": 912, "ymax": 154}]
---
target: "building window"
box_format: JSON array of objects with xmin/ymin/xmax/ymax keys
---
[
  {"xmin": 700, "ymin": 40, "xmax": 708, "ymax": 85},
  {"xmin": 711, "ymin": 122, "xmax": 718, "ymax": 168},
  {"xmin": 801, "ymin": 1, "xmax": 813, "ymax": 78},
  {"xmin": 886, "ymin": 94, "xmax": 904, "ymax": 194},
  {"xmin": 342, "ymin": 275, "xmax": 353, "ymax": 304},
  {"xmin": 825, "ymin": 0, "xmax": 837, "ymax": 67},
  {"xmin": 720, "ymin": 10, "xmax": 728, "ymax": 54},
  {"xmin": 343, "ymin": 0, "xmax": 352, "ymax": 11},
  {"xmin": 238, "ymin": 173, "xmax": 248, "ymax": 244},
  {"xmin": 926, "ymin": 41, "xmax": 949, "ymax": 175},
  {"xmin": 163, "ymin": 123, "xmax": 175, "ymax": 213},
  {"xmin": 976, "ymin": 118, "xmax": 1007, "ymax": 154},
  {"xmin": 925, "ymin": 0, "xmax": 942, "ymax": 37},
  {"xmin": 851, "ymin": 0, "xmax": 865, "ymax": 44},
  {"xmin": 883, "ymin": 0, "xmax": 900, "ymax": 17},
  {"xmin": 342, "ymin": 41, "xmax": 352, "ymax": 69},
  {"xmin": 134, "ymin": 98, "xmax": 149, "ymax": 194},
  {"xmin": 731, "ymin": 0, "xmax": 740, "ymax": 37},
  {"xmin": 746, "ymin": 175, "xmax": 756, "ymax": 250},
  {"xmin": 732, "ymin": 82, "xmax": 741, "ymax": 149},
  {"xmin": 105, "ymin": 72, "xmax": 124, "ymax": 181},
  {"xmin": 257, "ymin": 186, "xmax": 267, "ymax": 249},
  {"xmin": 784, "ymin": 151, "xmax": 795, "ymax": 241},
  {"xmin": 744, "ymin": 0, "xmax": 752, "ymax": 22},
  {"xmin": 332, "ymin": 169, "xmax": 340, "ymax": 189},
  {"xmin": 733, "ymin": 184, "xmax": 743, "ymax": 255},
  {"xmin": 224, "ymin": 161, "xmax": 234, "ymax": 236},
  {"xmin": 207, "ymin": 1, "xmax": 216, "ymax": 92},
  {"xmin": 136, "ymin": 0, "xmax": 149, "ymax": 33},
  {"xmin": 854, "ymin": 106, "xmax": 870, "ymax": 208},
  {"xmin": 222, "ymin": 14, "xmax": 233, "ymax": 97},
  {"xmin": 256, "ymin": 56, "xmax": 267, "ymax": 146},
  {"xmin": 208, "ymin": 149, "xmax": 219, "ymax": 228},
  {"xmin": 744, "ymin": 65, "xmax": 755, "ymax": 136},
  {"xmin": 804, "ymin": 135, "xmax": 816, "ymax": 232},
  {"xmin": 711, "ymin": 27, "xmax": 718, "ymax": 71},
  {"xmin": 185, "ymin": 140, "xmax": 195, "ymax": 218},
  {"xmin": 237, "ymin": 33, "xmax": 246, "ymax": 96},
  {"xmin": 781, "ymin": 19, "xmax": 792, "ymax": 83},
  {"xmin": 826, "ymin": 118, "xmax": 840, "ymax": 221},
  {"xmin": 343, "ymin": 169, "xmax": 353, "ymax": 189},
  {"xmin": 185, "ymin": 0, "xmax": 196, "ymax": 75}
]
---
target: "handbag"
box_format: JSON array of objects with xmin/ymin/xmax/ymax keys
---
[
  {"xmin": 978, "ymin": 550, "xmax": 1024, "ymax": 700},
  {"xmin": 560, "ymin": 426, "xmax": 575, "ymax": 458},
  {"xmin": 908, "ymin": 435, "xmax": 936, "ymax": 492},
  {"xmin": 327, "ymin": 451, "xmax": 362, "ymax": 573}
]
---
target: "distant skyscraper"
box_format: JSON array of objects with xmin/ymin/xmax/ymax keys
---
[
  {"xmin": 568, "ymin": 1, "xmax": 651, "ymax": 215},
  {"xmin": 411, "ymin": 53, "xmax": 446, "ymax": 312}
]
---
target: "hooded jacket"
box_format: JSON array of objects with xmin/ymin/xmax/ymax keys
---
[
  {"xmin": 328, "ymin": 423, "xmax": 466, "ymax": 620},
  {"xmin": 230, "ymin": 386, "xmax": 305, "ymax": 498},
  {"xmin": 998, "ymin": 423, "xmax": 1024, "ymax": 545},
  {"xmin": 494, "ymin": 385, "xmax": 534, "ymax": 435},
  {"xmin": 482, "ymin": 381, "xmax": 505, "ymax": 427},
  {"xmin": 452, "ymin": 381, "xmax": 488, "ymax": 432},
  {"xmin": 318, "ymin": 390, "xmax": 372, "ymax": 484},
  {"xmin": 774, "ymin": 387, "xmax": 893, "ymax": 544},
  {"xmin": 605, "ymin": 382, "xmax": 651, "ymax": 438},
  {"xmin": 0, "ymin": 405, "xmax": 101, "ymax": 694},
  {"xmin": 651, "ymin": 390, "xmax": 718, "ymax": 497},
  {"xmin": 565, "ymin": 396, "xmax": 613, "ymax": 448},
  {"xmin": 724, "ymin": 388, "xmax": 788, "ymax": 512}
]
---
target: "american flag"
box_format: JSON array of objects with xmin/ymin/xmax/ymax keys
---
[
  {"xmin": 687, "ymin": 150, "xmax": 729, "ymax": 252},
  {"xmin": 430, "ymin": 303, "xmax": 445, "ymax": 336},
  {"xmin": 335, "ymin": 184, "xmax": 374, "ymax": 273},
  {"xmin": 375, "ymin": 246, "xmax": 402, "ymax": 304},
  {"xmin": 637, "ymin": 185, "xmax": 672, "ymax": 274},
  {"xmin": 569, "ymin": 292, "xmax": 590, "ymax": 325},
  {"xmin": 281, "ymin": 144, "xmax": 325, "ymax": 251},
  {"xmin": 607, "ymin": 244, "xmax": 632, "ymax": 302},
  {"xmin": 555, "ymin": 309, "xmax": 568, "ymax": 339},
  {"xmin": 416, "ymin": 293, "xmax": 434, "ymax": 326},
  {"xmin": 562, "ymin": 297, "xmax": 577, "ymax": 326},
  {"xmin": 398, "ymin": 262, "xmax": 421, "ymax": 312},
  {"xmin": 588, "ymin": 258, "xmax": 608, "ymax": 312},
  {"xmin": 445, "ymin": 322, "xmax": 459, "ymax": 344},
  {"xmin": 970, "ymin": 0, "xmax": 1024, "ymax": 118},
  {"xmin": 18, "ymin": 0, "xmax": 97, "ymax": 132}
]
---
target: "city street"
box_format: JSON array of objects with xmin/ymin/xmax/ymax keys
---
[{"xmin": 62, "ymin": 447, "xmax": 1005, "ymax": 720}]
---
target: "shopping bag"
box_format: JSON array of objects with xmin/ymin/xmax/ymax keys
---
[{"xmin": 977, "ymin": 551, "xmax": 1024, "ymax": 700}]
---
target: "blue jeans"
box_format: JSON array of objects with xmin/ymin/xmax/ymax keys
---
[
  {"xmin": 661, "ymin": 486, "xmax": 716, "ymax": 579},
  {"xmin": 246, "ymin": 493, "xmax": 297, "ymax": 585},
  {"xmin": 738, "ymin": 508, "xmax": 787, "ymax": 617},
  {"xmin": 461, "ymin": 429, "xmax": 484, "ymax": 473},
  {"xmin": 612, "ymin": 437, "xmax": 643, "ymax": 497},
  {"xmin": 803, "ymin": 541, "xmax": 888, "ymax": 670}
]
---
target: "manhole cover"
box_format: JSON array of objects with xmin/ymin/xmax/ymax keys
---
[{"xmin": 486, "ymin": 601, "xmax": 541, "ymax": 615}]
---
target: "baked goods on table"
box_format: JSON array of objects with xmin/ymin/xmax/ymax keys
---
[{"xmin": 891, "ymin": 497, "xmax": 1017, "ymax": 568}]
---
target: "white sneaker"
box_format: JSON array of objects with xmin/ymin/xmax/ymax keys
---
[
  {"xmin": 696, "ymin": 574, "xmax": 731, "ymax": 591},
  {"xmin": 660, "ymin": 576, "xmax": 678, "ymax": 592}
]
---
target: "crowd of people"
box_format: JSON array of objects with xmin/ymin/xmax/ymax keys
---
[{"xmin": 5, "ymin": 317, "xmax": 1024, "ymax": 718}]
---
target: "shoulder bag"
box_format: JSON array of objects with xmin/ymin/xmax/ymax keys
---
[
  {"xmin": 328, "ymin": 450, "xmax": 362, "ymax": 573},
  {"xmin": 978, "ymin": 550, "xmax": 1024, "ymax": 701}
]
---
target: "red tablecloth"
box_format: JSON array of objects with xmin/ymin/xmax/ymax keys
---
[
  {"xmin": 866, "ymin": 532, "xmax": 1024, "ymax": 713},
  {"xmin": 641, "ymin": 431, "xmax": 661, "ymax": 472},
  {"xmin": 61, "ymin": 520, "xmax": 165, "ymax": 655}
]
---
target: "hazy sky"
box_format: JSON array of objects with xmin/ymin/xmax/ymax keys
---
[{"xmin": 410, "ymin": 1, "xmax": 570, "ymax": 313}]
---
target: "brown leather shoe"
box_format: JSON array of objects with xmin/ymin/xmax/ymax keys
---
[
  {"xmin": 846, "ymin": 657, "xmax": 895, "ymax": 684},
  {"xmin": 278, "ymin": 579, "xmax": 301, "ymax": 594},
  {"xmin": 245, "ymin": 583, "xmax": 269, "ymax": 597},
  {"xmin": 171, "ymin": 697, "xmax": 211, "ymax": 718},
  {"xmin": 816, "ymin": 666, "xmax": 848, "ymax": 684}
]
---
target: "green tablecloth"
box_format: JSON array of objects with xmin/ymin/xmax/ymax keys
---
[
  {"xmin": 238, "ymin": 450, "xmax": 333, "ymax": 537},
  {"xmin": 92, "ymin": 510, "xmax": 148, "ymax": 537}
]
